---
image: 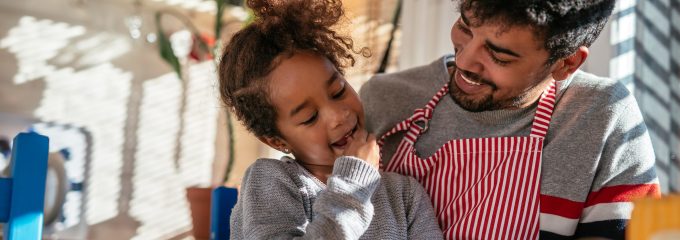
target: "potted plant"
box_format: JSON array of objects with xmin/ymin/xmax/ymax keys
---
[{"xmin": 154, "ymin": 0, "xmax": 250, "ymax": 238}]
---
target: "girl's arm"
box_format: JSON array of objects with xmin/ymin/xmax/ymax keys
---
[
  {"xmin": 230, "ymin": 157, "xmax": 380, "ymax": 240},
  {"xmin": 404, "ymin": 176, "xmax": 445, "ymax": 239}
]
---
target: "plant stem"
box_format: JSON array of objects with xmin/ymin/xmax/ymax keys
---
[{"xmin": 223, "ymin": 111, "xmax": 235, "ymax": 183}]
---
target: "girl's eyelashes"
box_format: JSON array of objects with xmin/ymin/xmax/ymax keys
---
[
  {"xmin": 298, "ymin": 79, "xmax": 346, "ymax": 126},
  {"xmin": 301, "ymin": 112, "xmax": 318, "ymax": 125},
  {"xmin": 332, "ymin": 84, "xmax": 346, "ymax": 99}
]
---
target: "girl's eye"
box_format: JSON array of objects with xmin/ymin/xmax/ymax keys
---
[
  {"xmin": 332, "ymin": 84, "xmax": 346, "ymax": 99},
  {"xmin": 302, "ymin": 112, "xmax": 318, "ymax": 125}
]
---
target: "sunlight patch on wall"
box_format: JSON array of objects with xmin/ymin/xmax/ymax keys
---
[
  {"xmin": 130, "ymin": 61, "xmax": 219, "ymax": 239},
  {"xmin": 0, "ymin": 16, "xmax": 85, "ymax": 84},
  {"xmin": 131, "ymin": 71, "xmax": 188, "ymax": 240},
  {"xmin": 179, "ymin": 61, "xmax": 217, "ymax": 187},
  {"xmin": 35, "ymin": 63, "xmax": 132, "ymax": 225},
  {"xmin": 2, "ymin": 14, "xmax": 223, "ymax": 238},
  {"xmin": 75, "ymin": 33, "xmax": 131, "ymax": 67},
  {"xmin": 151, "ymin": 0, "xmax": 216, "ymax": 13}
]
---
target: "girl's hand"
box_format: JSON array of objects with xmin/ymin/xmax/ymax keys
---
[{"xmin": 344, "ymin": 128, "xmax": 380, "ymax": 169}]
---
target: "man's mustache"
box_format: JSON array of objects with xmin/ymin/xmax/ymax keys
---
[{"xmin": 453, "ymin": 63, "xmax": 497, "ymax": 90}]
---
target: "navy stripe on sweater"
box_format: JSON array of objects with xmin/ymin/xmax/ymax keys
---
[
  {"xmin": 539, "ymin": 230, "xmax": 571, "ymax": 240},
  {"xmin": 574, "ymin": 219, "xmax": 627, "ymax": 240},
  {"xmin": 539, "ymin": 219, "xmax": 627, "ymax": 240}
]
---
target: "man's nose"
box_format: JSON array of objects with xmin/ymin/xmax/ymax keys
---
[{"xmin": 455, "ymin": 41, "xmax": 484, "ymax": 74}]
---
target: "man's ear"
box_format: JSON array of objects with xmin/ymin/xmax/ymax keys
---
[
  {"xmin": 257, "ymin": 136, "xmax": 291, "ymax": 154},
  {"xmin": 551, "ymin": 46, "xmax": 589, "ymax": 80}
]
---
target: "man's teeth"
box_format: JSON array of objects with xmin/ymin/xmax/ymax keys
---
[{"xmin": 461, "ymin": 74, "xmax": 482, "ymax": 86}]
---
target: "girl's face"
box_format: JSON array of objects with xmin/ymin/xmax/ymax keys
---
[{"xmin": 263, "ymin": 52, "xmax": 365, "ymax": 167}]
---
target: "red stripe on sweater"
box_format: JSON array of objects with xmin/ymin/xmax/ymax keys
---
[
  {"xmin": 584, "ymin": 184, "xmax": 660, "ymax": 207},
  {"xmin": 540, "ymin": 194, "xmax": 584, "ymax": 219}
]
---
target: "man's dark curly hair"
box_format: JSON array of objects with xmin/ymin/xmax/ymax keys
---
[
  {"xmin": 218, "ymin": 0, "xmax": 366, "ymax": 138},
  {"xmin": 457, "ymin": 0, "xmax": 615, "ymax": 64}
]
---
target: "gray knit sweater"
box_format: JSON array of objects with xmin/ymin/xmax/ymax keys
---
[
  {"xmin": 359, "ymin": 55, "xmax": 659, "ymax": 239},
  {"xmin": 230, "ymin": 156, "xmax": 444, "ymax": 239}
]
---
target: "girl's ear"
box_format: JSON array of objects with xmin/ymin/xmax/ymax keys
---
[{"xmin": 257, "ymin": 136, "xmax": 292, "ymax": 154}]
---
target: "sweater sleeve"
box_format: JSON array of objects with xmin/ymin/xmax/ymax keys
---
[
  {"xmin": 572, "ymin": 88, "xmax": 661, "ymax": 239},
  {"xmin": 230, "ymin": 157, "xmax": 381, "ymax": 240},
  {"xmin": 404, "ymin": 176, "xmax": 444, "ymax": 239}
]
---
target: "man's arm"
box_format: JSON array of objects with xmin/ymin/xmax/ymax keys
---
[{"xmin": 573, "ymin": 95, "xmax": 660, "ymax": 239}]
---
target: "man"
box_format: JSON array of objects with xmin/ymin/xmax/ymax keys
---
[{"xmin": 360, "ymin": 0, "xmax": 660, "ymax": 239}]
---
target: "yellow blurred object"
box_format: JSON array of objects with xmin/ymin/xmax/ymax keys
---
[{"xmin": 628, "ymin": 195, "xmax": 680, "ymax": 240}]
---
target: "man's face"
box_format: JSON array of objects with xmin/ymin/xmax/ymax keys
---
[{"xmin": 449, "ymin": 12, "xmax": 556, "ymax": 112}]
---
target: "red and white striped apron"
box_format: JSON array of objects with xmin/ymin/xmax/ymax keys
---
[{"xmin": 379, "ymin": 80, "xmax": 556, "ymax": 239}]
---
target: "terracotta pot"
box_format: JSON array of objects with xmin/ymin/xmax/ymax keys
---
[{"xmin": 186, "ymin": 186, "xmax": 212, "ymax": 240}]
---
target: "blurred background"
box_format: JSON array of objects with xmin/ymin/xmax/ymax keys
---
[{"xmin": 0, "ymin": 0, "xmax": 677, "ymax": 239}]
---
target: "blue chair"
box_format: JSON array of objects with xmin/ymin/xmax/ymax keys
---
[
  {"xmin": 0, "ymin": 132, "xmax": 49, "ymax": 240},
  {"xmin": 210, "ymin": 186, "xmax": 238, "ymax": 240}
]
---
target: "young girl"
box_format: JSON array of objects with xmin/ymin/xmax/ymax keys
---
[{"xmin": 219, "ymin": 0, "xmax": 442, "ymax": 239}]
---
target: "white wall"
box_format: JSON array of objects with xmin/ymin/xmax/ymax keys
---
[
  {"xmin": 398, "ymin": 0, "xmax": 457, "ymax": 70},
  {"xmin": 582, "ymin": 21, "xmax": 612, "ymax": 77}
]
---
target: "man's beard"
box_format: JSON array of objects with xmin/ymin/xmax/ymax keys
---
[
  {"xmin": 448, "ymin": 65, "xmax": 539, "ymax": 112},
  {"xmin": 449, "ymin": 87, "xmax": 496, "ymax": 112}
]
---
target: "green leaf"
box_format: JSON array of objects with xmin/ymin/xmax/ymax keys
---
[
  {"xmin": 226, "ymin": 0, "xmax": 243, "ymax": 6},
  {"xmin": 155, "ymin": 12, "xmax": 182, "ymax": 79},
  {"xmin": 215, "ymin": 0, "xmax": 225, "ymax": 42}
]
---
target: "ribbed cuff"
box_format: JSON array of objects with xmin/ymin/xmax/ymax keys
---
[{"xmin": 332, "ymin": 156, "xmax": 380, "ymax": 187}]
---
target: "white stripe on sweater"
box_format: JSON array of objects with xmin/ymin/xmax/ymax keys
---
[
  {"xmin": 580, "ymin": 202, "xmax": 633, "ymax": 223},
  {"xmin": 540, "ymin": 213, "xmax": 579, "ymax": 236}
]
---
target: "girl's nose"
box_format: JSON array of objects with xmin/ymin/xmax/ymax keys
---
[{"xmin": 328, "ymin": 104, "xmax": 351, "ymax": 129}]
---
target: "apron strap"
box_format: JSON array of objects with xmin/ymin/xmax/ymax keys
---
[
  {"xmin": 377, "ymin": 84, "xmax": 450, "ymax": 147},
  {"xmin": 529, "ymin": 80, "xmax": 557, "ymax": 139},
  {"xmin": 378, "ymin": 79, "xmax": 558, "ymax": 145}
]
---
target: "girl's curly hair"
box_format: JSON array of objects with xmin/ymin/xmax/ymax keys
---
[{"xmin": 218, "ymin": 0, "xmax": 366, "ymax": 138}]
